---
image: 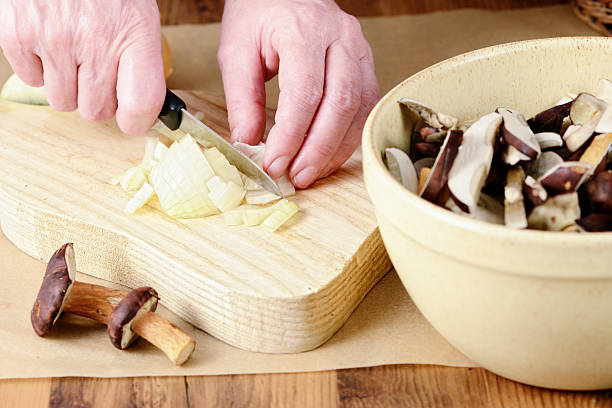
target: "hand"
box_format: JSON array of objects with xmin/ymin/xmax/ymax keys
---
[
  {"xmin": 218, "ymin": 0, "xmax": 379, "ymax": 188},
  {"xmin": 0, "ymin": 0, "xmax": 166, "ymax": 135}
]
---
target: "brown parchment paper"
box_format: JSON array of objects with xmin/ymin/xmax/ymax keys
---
[{"xmin": 0, "ymin": 5, "xmax": 597, "ymax": 379}]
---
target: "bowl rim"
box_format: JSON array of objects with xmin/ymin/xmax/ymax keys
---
[{"xmin": 363, "ymin": 36, "xmax": 612, "ymax": 245}]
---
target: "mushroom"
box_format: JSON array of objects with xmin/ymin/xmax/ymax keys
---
[
  {"xmin": 527, "ymin": 192, "xmax": 581, "ymax": 231},
  {"xmin": 414, "ymin": 157, "xmax": 435, "ymax": 175},
  {"xmin": 420, "ymin": 129, "xmax": 463, "ymax": 204},
  {"xmin": 384, "ymin": 147, "xmax": 418, "ymax": 193},
  {"xmin": 445, "ymin": 193, "xmax": 504, "ymax": 224},
  {"xmin": 419, "ymin": 126, "xmax": 447, "ymax": 144},
  {"xmin": 539, "ymin": 162, "xmax": 592, "ymax": 196},
  {"xmin": 412, "ymin": 142, "xmax": 440, "ymax": 158},
  {"xmin": 579, "ymin": 132, "xmax": 612, "ymax": 174},
  {"xmin": 398, "ymin": 98, "xmax": 458, "ymax": 129},
  {"xmin": 595, "ymin": 78, "xmax": 612, "ymax": 104},
  {"xmin": 501, "ymin": 145, "xmax": 531, "ymax": 166},
  {"xmin": 504, "ymin": 167, "xmax": 528, "ymax": 229},
  {"xmin": 498, "ymin": 108, "xmax": 541, "ymax": 159},
  {"xmin": 31, "ymin": 243, "xmax": 76, "ymax": 336},
  {"xmin": 527, "ymin": 100, "xmax": 572, "ymax": 134},
  {"xmin": 523, "ymin": 175, "xmax": 548, "ymax": 207},
  {"xmin": 563, "ymin": 114, "xmax": 600, "ymax": 152},
  {"xmin": 108, "ymin": 287, "xmax": 158, "ymax": 349},
  {"xmin": 32, "ymin": 244, "xmax": 196, "ymax": 365},
  {"xmin": 584, "ymin": 170, "xmax": 612, "ymax": 213},
  {"xmin": 535, "ymin": 132, "xmax": 563, "ymax": 149},
  {"xmin": 524, "ymin": 151, "xmax": 564, "ymax": 180},
  {"xmin": 576, "ymin": 213, "xmax": 612, "ymax": 232},
  {"xmin": 448, "ymin": 112, "xmax": 502, "ymax": 209},
  {"xmin": 595, "ymin": 105, "xmax": 612, "ymax": 133},
  {"xmin": 570, "ymin": 92, "xmax": 607, "ymax": 125}
]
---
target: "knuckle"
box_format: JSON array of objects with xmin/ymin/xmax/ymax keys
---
[
  {"xmin": 311, "ymin": 139, "xmax": 338, "ymax": 160},
  {"xmin": 287, "ymin": 79, "xmax": 323, "ymax": 111},
  {"xmin": 360, "ymin": 87, "xmax": 380, "ymax": 112},
  {"xmin": 327, "ymin": 85, "xmax": 361, "ymax": 116}
]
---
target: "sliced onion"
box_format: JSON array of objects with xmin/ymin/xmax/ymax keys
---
[{"xmin": 124, "ymin": 182, "xmax": 155, "ymax": 214}]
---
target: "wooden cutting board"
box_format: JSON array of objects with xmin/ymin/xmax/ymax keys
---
[{"xmin": 0, "ymin": 91, "xmax": 391, "ymax": 353}]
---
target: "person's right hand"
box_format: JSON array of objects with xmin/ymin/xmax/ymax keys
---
[{"xmin": 0, "ymin": 0, "xmax": 166, "ymax": 135}]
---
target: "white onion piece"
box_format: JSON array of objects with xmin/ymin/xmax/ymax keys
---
[
  {"xmin": 204, "ymin": 147, "xmax": 243, "ymax": 187},
  {"xmin": 124, "ymin": 182, "xmax": 155, "ymax": 214},
  {"xmin": 384, "ymin": 147, "xmax": 418, "ymax": 193},
  {"xmin": 149, "ymin": 135, "xmax": 217, "ymax": 218},
  {"xmin": 207, "ymin": 176, "xmax": 245, "ymax": 212},
  {"xmin": 246, "ymin": 189, "xmax": 281, "ymax": 205},
  {"xmin": 261, "ymin": 199, "xmax": 299, "ymax": 231}
]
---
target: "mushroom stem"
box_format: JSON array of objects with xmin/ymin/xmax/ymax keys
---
[
  {"xmin": 131, "ymin": 311, "xmax": 196, "ymax": 365},
  {"xmin": 63, "ymin": 281, "xmax": 195, "ymax": 365}
]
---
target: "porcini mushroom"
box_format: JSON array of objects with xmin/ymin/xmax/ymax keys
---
[
  {"xmin": 498, "ymin": 108, "xmax": 541, "ymax": 159},
  {"xmin": 527, "ymin": 100, "xmax": 572, "ymax": 134},
  {"xmin": 539, "ymin": 162, "xmax": 592, "ymax": 196},
  {"xmin": 579, "ymin": 132, "xmax": 612, "ymax": 174},
  {"xmin": 570, "ymin": 92, "xmax": 608, "ymax": 125},
  {"xmin": 399, "ymin": 98, "xmax": 458, "ymax": 129},
  {"xmin": 576, "ymin": 213, "xmax": 612, "ymax": 232},
  {"xmin": 31, "ymin": 243, "xmax": 76, "ymax": 336},
  {"xmin": 448, "ymin": 112, "xmax": 502, "ymax": 209},
  {"xmin": 420, "ymin": 129, "xmax": 463, "ymax": 204},
  {"xmin": 535, "ymin": 132, "xmax": 563, "ymax": 149},
  {"xmin": 584, "ymin": 170, "xmax": 612, "ymax": 213},
  {"xmin": 563, "ymin": 115, "xmax": 600, "ymax": 152},
  {"xmin": 527, "ymin": 192, "xmax": 581, "ymax": 231},
  {"xmin": 504, "ymin": 167, "xmax": 528, "ymax": 229},
  {"xmin": 523, "ymin": 175, "xmax": 548, "ymax": 207},
  {"xmin": 445, "ymin": 193, "xmax": 504, "ymax": 224},
  {"xmin": 32, "ymin": 244, "xmax": 196, "ymax": 365},
  {"xmin": 384, "ymin": 147, "xmax": 418, "ymax": 193}
]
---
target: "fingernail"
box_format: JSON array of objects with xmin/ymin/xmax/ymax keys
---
[
  {"xmin": 230, "ymin": 128, "xmax": 240, "ymax": 143},
  {"xmin": 292, "ymin": 166, "xmax": 318, "ymax": 188},
  {"xmin": 266, "ymin": 156, "xmax": 291, "ymax": 178}
]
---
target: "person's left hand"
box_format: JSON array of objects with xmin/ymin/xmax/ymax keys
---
[{"xmin": 217, "ymin": 0, "xmax": 379, "ymax": 188}]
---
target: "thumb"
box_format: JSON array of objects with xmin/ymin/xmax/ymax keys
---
[
  {"xmin": 217, "ymin": 43, "xmax": 267, "ymax": 145},
  {"xmin": 116, "ymin": 30, "xmax": 166, "ymax": 135}
]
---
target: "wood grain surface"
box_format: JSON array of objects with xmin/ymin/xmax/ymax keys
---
[{"xmin": 2, "ymin": 1, "xmax": 609, "ymax": 407}]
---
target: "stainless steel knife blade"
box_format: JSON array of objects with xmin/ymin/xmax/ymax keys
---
[{"xmin": 178, "ymin": 109, "xmax": 282, "ymax": 197}]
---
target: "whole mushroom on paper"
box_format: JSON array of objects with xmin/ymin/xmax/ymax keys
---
[{"xmin": 31, "ymin": 243, "xmax": 196, "ymax": 365}]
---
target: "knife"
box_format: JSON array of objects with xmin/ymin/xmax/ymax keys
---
[{"xmin": 158, "ymin": 89, "xmax": 282, "ymax": 197}]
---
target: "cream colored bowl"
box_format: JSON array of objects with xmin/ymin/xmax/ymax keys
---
[{"xmin": 362, "ymin": 37, "xmax": 612, "ymax": 390}]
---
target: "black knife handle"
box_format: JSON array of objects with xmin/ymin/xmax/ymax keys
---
[{"xmin": 158, "ymin": 89, "xmax": 186, "ymax": 130}]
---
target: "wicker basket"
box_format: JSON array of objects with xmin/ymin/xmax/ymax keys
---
[{"xmin": 571, "ymin": 0, "xmax": 612, "ymax": 36}]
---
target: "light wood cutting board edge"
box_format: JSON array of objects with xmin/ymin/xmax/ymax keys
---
[{"xmin": 0, "ymin": 91, "xmax": 392, "ymax": 353}]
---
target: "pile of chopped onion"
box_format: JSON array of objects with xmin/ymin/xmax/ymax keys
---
[{"xmin": 111, "ymin": 132, "xmax": 299, "ymax": 232}]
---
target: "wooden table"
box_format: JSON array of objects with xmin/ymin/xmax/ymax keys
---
[{"xmin": 3, "ymin": 0, "xmax": 612, "ymax": 406}]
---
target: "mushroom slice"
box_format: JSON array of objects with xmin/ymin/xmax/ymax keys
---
[
  {"xmin": 576, "ymin": 213, "xmax": 612, "ymax": 232},
  {"xmin": 420, "ymin": 130, "xmax": 463, "ymax": 204},
  {"xmin": 595, "ymin": 105, "xmax": 612, "ymax": 133},
  {"xmin": 524, "ymin": 175, "xmax": 548, "ymax": 207},
  {"xmin": 535, "ymin": 132, "xmax": 563, "ymax": 149},
  {"xmin": 414, "ymin": 157, "xmax": 435, "ymax": 175},
  {"xmin": 579, "ymin": 132, "xmax": 612, "ymax": 174},
  {"xmin": 527, "ymin": 192, "xmax": 581, "ymax": 231},
  {"xmin": 31, "ymin": 243, "xmax": 77, "ymax": 336},
  {"xmin": 398, "ymin": 98, "xmax": 458, "ymax": 129},
  {"xmin": 417, "ymin": 167, "xmax": 431, "ymax": 195},
  {"xmin": 524, "ymin": 151, "xmax": 564, "ymax": 180},
  {"xmin": 563, "ymin": 113, "xmax": 601, "ymax": 152},
  {"xmin": 570, "ymin": 92, "xmax": 607, "ymax": 125},
  {"xmin": 412, "ymin": 142, "xmax": 440, "ymax": 158},
  {"xmin": 498, "ymin": 108, "xmax": 540, "ymax": 159},
  {"xmin": 527, "ymin": 100, "xmax": 572, "ymax": 134},
  {"xmin": 501, "ymin": 145, "xmax": 531, "ymax": 166},
  {"xmin": 448, "ymin": 112, "xmax": 502, "ymax": 208},
  {"xmin": 384, "ymin": 147, "xmax": 418, "ymax": 193},
  {"xmin": 445, "ymin": 193, "xmax": 504, "ymax": 224},
  {"xmin": 584, "ymin": 170, "xmax": 612, "ymax": 213},
  {"xmin": 108, "ymin": 287, "xmax": 159, "ymax": 349},
  {"xmin": 504, "ymin": 167, "xmax": 528, "ymax": 229},
  {"xmin": 419, "ymin": 126, "xmax": 447, "ymax": 144},
  {"xmin": 539, "ymin": 162, "xmax": 592, "ymax": 196}
]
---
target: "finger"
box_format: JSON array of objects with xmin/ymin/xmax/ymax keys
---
[
  {"xmin": 262, "ymin": 43, "xmax": 325, "ymax": 178},
  {"xmin": 41, "ymin": 54, "xmax": 77, "ymax": 112},
  {"xmin": 217, "ymin": 43, "xmax": 267, "ymax": 145},
  {"xmin": 115, "ymin": 33, "xmax": 166, "ymax": 135},
  {"xmin": 288, "ymin": 43, "xmax": 362, "ymax": 188},
  {"xmin": 321, "ymin": 54, "xmax": 379, "ymax": 178},
  {"xmin": 1, "ymin": 46, "xmax": 43, "ymax": 86},
  {"xmin": 77, "ymin": 58, "xmax": 118, "ymax": 122}
]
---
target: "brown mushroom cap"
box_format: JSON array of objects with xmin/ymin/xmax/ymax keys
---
[
  {"xmin": 585, "ymin": 171, "xmax": 612, "ymax": 213},
  {"xmin": 420, "ymin": 130, "xmax": 463, "ymax": 204},
  {"xmin": 31, "ymin": 243, "xmax": 76, "ymax": 337},
  {"xmin": 576, "ymin": 213, "xmax": 612, "ymax": 232},
  {"xmin": 108, "ymin": 287, "xmax": 159, "ymax": 349},
  {"xmin": 527, "ymin": 100, "xmax": 572, "ymax": 134}
]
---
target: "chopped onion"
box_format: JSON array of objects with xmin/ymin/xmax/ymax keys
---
[
  {"xmin": 203, "ymin": 147, "xmax": 243, "ymax": 187},
  {"xmin": 124, "ymin": 182, "xmax": 155, "ymax": 214},
  {"xmin": 113, "ymin": 166, "xmax": 148, "ymax": 191},
  {"xmin": 245, "ymin": 189, "xmax": 281, "ymax": 205},
  {"xmin": 149, "ymin": 135, "xmax": 218, "ymax": 218},
  {"xmin": 206, "ymin": 176, "xmax": 245, "ymax": 212},
  {"xmin": 261, "ymin": 199, "xmax": 299, "ymax": 231},
  {"xmin": 0, "ymin": 73, "xmax": 48, "ymax": 105}
]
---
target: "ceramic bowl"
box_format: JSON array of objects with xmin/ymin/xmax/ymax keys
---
[{"xmin": 362, "ymin": 37, "xmax": 612, "ymax": 390}]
